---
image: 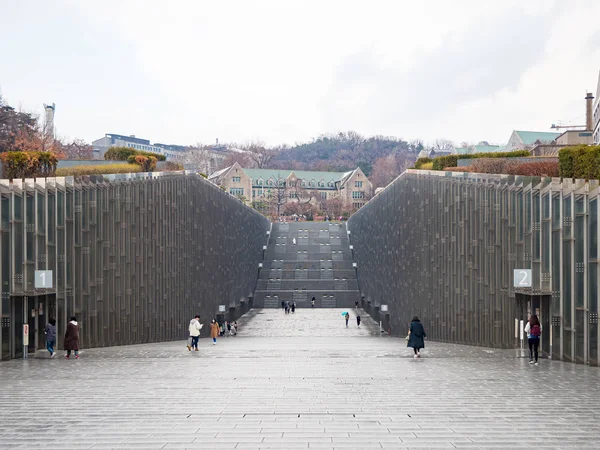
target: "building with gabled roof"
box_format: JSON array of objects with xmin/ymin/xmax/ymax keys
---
[
  {"xmin": 208, "ymin": 163, "xmax": 372, "ymax": 212},
  {"xmin": 504, "ymin": 130, "xmax": 561, "ymax": 152}
]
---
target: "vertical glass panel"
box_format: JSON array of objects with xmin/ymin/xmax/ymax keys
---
[
  {"xmin": 542, "ymin": 222, "xmax": 550, "ymax": 272},
  {"xmin": 564, "ymin": 197, "xmax": 572, "ymax": 238},
  {"xmin": 26, "ymin": 194, "xmax": 34, "ymax": 225},
  {"xmin": 543, "ymin": 194, "xmax": 550, "ymax": 220},
  {"xmin": 66, "ymin": 191, "xmax": 73, "ymax": 219},
  {"xmin": 1, "ymin": 197, "xmax": 9, "ymax": 230},
  {"xmin": 552, "ymin": 196, "xmax": 561, "ymax": 229},
  {"xmin": 36, "ymin": 193, "xmax": 45, "ymax": 233},
  {"xmin": 14, "ymin": 194, "xmax": 22, "ymax": 221},
  {"xmin": 575, "ymin": 197, "xmax": 585, "ymax": 214},
  {"xmin": 533, "ymin": 193, "xmax": 540, "ymax": 222},
  {"xmin": 525, "ymin": 193, "xmax": 531, "ymax": 232},
  {"xmin": 57, "ymin": 191, "xmax": 65, "ymax": 226},
  {"xmin": 575, "ymin": 215, "xmax": 584, "ymax": 307},
  {"xmin": 1, "ymin": 232, "xmax": 9, "ymax": 292},
  {"xmin": 48, "ymin": 193, "xmax": 55, "ymax": 244},
  {"xmin": 563, "ymin": 240, "xmax": 572, "ymax": 327},
  {"xmin": 590, "ymin": 263, "xmax": 598, "ymax": 313},
  {"xmin": 552, "ymin": 231, "xmax": 560, "ymax": 293},
  {"xmin": 14, "ymin": 225, "xmax": 23, "ymax": 274},
  {"xmin": 590, "ymin": 199, "xmax": 598, "ymax": 261},
  {"xmin": 533, "ymin": 229, "xmax": 541, "ymax": 261}
]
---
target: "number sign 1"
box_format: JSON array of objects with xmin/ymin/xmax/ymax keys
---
[{"xmin": 513, "ymin": 269, "xmax": 532, "ymax": 288}]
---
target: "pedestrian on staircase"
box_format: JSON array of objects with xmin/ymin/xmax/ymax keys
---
[
  {"xmin": 311, "ymin": 297, "xmax": 316, "ymax": 308},
  {"xmin": 345, "ymin": 312, "xmax": 350, "ymax": 327},
  {"xmin": 291, "ymin": 302, "xmax": 296, "ymax": 314},
  {"xmin": 356, "ymin": 315, "xmax": 361, "ymax": 328},
  {"xmin": 210, "ymin": 319, "xmax": 219, "ymax": 345},
  {"xmin": 292, "ymin": 237, "xmax": 296, "ymax": 245}
]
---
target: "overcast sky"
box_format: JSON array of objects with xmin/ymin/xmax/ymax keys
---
[{"xmin": 1, "ymin": 0, "xmax": 599, "ymax": 147}]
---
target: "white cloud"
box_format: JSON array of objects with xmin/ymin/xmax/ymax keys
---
[{"xmin": 1, "ymin": 0, "xmax": 599, "ymax": 146}]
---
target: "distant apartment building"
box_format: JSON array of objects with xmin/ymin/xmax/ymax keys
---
[
  {"xmin": 208, "ymin": 163, "xmax": 373, "ymax": 211},
  {"xmin": 92, "ymin": 134, "xmax": 187, "ymax": 160}
]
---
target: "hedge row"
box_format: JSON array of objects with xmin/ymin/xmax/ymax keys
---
[
  {"xmin": 431, "ymin": 150, "xmax": 530, "ymax": 171},
  {"xmin": 558, "ymin": 145, "xmax": 600, "ymax": 180},
  {"xmin": 104, "ymin": 146, "xmax": 166, "ymax": 161},
  {"xmin": 0, "ymin": 151, "xmax": 58, "ymax": 179},
  {"xmin": 55, "ymin": 164, "xmax": 142, "ymax": 177},
  {"xmin": 414, "ymin": 157, "xmax": 432, "ymax": 169},
  {"xmin": 444, "ymin": 160, "xmax": 560, "ymax": 177}
]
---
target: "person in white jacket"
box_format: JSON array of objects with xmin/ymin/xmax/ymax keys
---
[{"xmin": 187, "ymin": 315, "xmax": 203, "ymax": 352}]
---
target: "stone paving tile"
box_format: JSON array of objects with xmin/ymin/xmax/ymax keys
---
[{"xmin": 1, "ymin": 308, "xmax": 600, "ymax": 449}]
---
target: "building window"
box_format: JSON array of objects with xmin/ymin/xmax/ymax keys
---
[
  {"xmin": 301, "ymin": 180, "xmax": 307, "ymax": 187},
  {"xmin": 320, "ymin": 192, "xmax": 327, "ymax": 200},
  {"xmin": 232, "ymin": 176, "xmax": 241, "ymax": 183},
  {"xmin": 257, "ymin": 178, "xmax": 263, "ymax": 185},
  {"xmin": 355, "ymin": 181, "xmax": 363, "ymax": 188},
  {"xmin": 318, "ymin": 181, "xmax": 325, "ymax": 187},
  {"xmin": 252, "ymin": 190, "xmax": 256, "ymax": 198},
  {"xmin": 229, "ymin": 188, "xmax": 244, "ymax": 196},
  {"xmin": 352, "ymin": 191, "xmax": 364, "ymax": 199},
  {"xmin": 328, "ymin": 181, "xmax": 334, "ymax": 187},
  {"xmin": 289, "ymin": 192, "xmax": 298, "ymax": 199},
  {"xmin": 353, "ymin": 202, "xmax": 363, "ymax": 209},
  {"xmin": 268, "ymin": 179, "xmax": 273, "ymax": 186},
  {"xmin": 309, "ymin": 180, "xmax": 316, "ymax": 187}
]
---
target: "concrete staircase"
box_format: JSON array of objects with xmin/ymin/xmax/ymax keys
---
[{"xmin": 253, "ymin": 222, "xmax": 360, "ymax": 308}]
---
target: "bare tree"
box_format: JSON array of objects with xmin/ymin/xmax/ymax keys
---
[
  {"xmin": 432, "ymin": 139, "xmax": 455, "ymax": 154},
  {"xmin": 238, "ymin": 139, "xmax": 277, "ymax": 169},
  {"xmin": 61, "ymin": 138, "xmax": 93, "ymax": 159}
]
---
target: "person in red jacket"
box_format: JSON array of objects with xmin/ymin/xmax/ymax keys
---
[{"xmin": 64, "ymin": 316, "xmax": 80, "ymax": 359}]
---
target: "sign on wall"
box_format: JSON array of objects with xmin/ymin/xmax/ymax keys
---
[
  {"xmin": 35, "ymin": 270, "xmax": 53, "ymax": 288},
  {"xmin": 513, "ymin": 269, "xmax": 532, "ymax": 288}
]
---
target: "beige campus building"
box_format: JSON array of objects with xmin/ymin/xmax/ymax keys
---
[{"xmin": 208, "ymin": 163, "xmax": 372, "ymax": 211}]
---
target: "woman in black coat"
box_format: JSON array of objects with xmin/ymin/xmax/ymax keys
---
[{"xmin": 407, "ymin": 316, "xmax": 426, "ymax": 358}]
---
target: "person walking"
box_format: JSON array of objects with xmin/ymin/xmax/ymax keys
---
[
  {"xmin": 525, "ymin": 315, "xmax": 542, "ymax": 365},
  {"xmin": 311, "ymin": 297, "xmax": 316, "ymax": 308},
  {"xmin": 291, "ymin": 302, "xmax": 296, "ymax": 314},
  {"xmin": 406, "ymin": 316, "xmax": 426, "ymax": 358},
  {"xmin": 187, "ymin": 315, "xmax": 202, "ymax": 351},
  {"xmin": 281, "ymin": 300, "xmax": 285, "ymax": 310},
  {"xmin": 345, "ymin": 312, "xmax": 350, "ymax": 327},
  {"xmin": 64, "ymin": 316, "xmax": 80, "ymax": 359},
  {"xmin": 210, "ymin": 319, "xmax": 219, "ymax": 345},
  {"xmin": 356, "ymin": 314, "xmax": 361, "ymax": 328},
  {"xmin": 45, "ymin": 318, "xmax": 57, "ymax": 358}
]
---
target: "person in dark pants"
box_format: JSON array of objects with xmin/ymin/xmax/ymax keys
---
[
  {"xmin": 406, "ymin": 316, "xmax": 426, "ymax": 358},
  {"xmin": 64, "ymin": 316, "xmax": 80, "ymax": 359},
  {"xmin": 345, "ymin": 312, "xmax": 350, "ymax": 327},
  {"xmin": 356, "ymin": 315, "xmax": 361, "ymax": 328},
  {"xmin": 311, "ymin": 297, "xmax": 316, "ymax": 308},
  {"xmin": 45, "ymin": 318, "xmax": 57, "ymax": 358},
  {"xmin": 282, "ymin": 300, "xmax": 285, "ymax": 310},
  {"xmin": 525, "ymin": 314, "xmax": 542, "ymax": 365}
]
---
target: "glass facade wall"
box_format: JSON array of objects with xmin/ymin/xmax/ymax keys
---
[
  {"xmin": 0, "ymin": 172, "xmax": 270, "ymax": 360},
  {"xmin": 348, "ymin": 170, "xmax": 600, "ymax": 365}
]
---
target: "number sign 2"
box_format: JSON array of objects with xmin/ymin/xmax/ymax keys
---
[{"xmin": 513, "ymin": 269, "xmax": 532, "ymax": 288}]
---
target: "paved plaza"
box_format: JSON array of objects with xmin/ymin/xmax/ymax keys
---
[{"xmin": 1, "ymin": 309, "xmax": 600, "ymax": 449}]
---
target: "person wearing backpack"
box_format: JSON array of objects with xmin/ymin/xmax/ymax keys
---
[{"xmin": 524, "ymin": 314, "xmax": 542, "ymax": 365}]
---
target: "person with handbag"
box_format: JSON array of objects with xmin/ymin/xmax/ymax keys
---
[{"xmin": 406, "ymin": 316, "xmax": 426, "ymax": 358}]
